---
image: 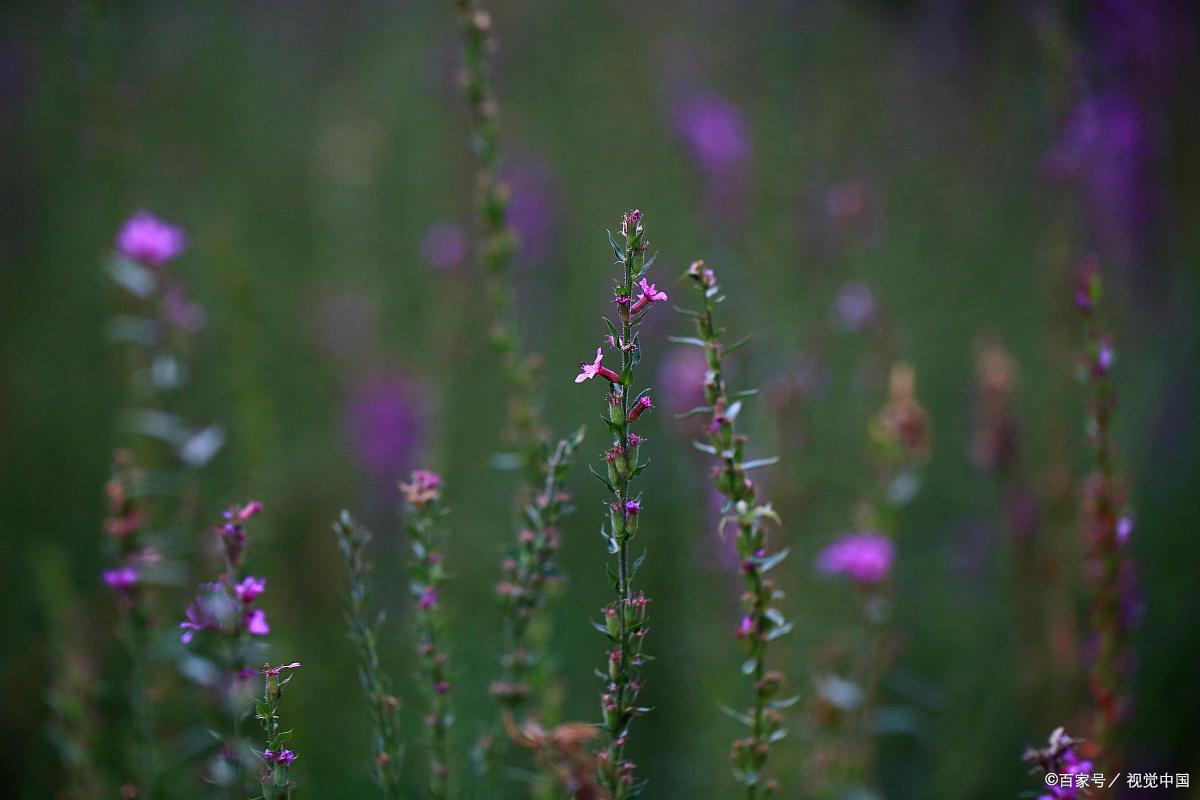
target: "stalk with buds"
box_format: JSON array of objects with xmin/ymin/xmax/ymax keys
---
[
  {"xmin": 255, "ymin": 662, "xmax": 302, "ymax": 800},
  {"xmin": 1074, "ymin": 258, "xmax": 1138, "ymax": 755},
  {"xmin": 447, "ymin": 3, "xmax": 586, "ymax": 786},
  {"xmin": 332, "ymin": 511, "xmax": 404, "ymax": 798},
  {"xmin": 399, "ymin": 470, "xmax": 455, "ymax": 800},
  {"xmin": 575, "ymin": 210, "xmax": 666, "ymax": 798},
  {"xmin": 179, "ymin": 501, "xmax": 271, "ymax": 792},
  {"xmin": 675, "ymin": 261, "xmax": 791, "ymax": 798}
]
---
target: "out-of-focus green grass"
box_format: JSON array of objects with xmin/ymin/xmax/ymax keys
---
[{"xmin": 2, "ymin": 2, "xmax": 1199, "ymax": 799}]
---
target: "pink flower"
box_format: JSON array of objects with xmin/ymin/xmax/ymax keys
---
[
  {"xmin": 235, "ymin": 576, "xmax": 266, "ymax": 604},
  {"xmin": 115, "ymin": 211, "xmax": 187, "ymax": 267},
  {"xmin": 263, "ymin": 662, "xmax": 302, "ymax": 676},
  {"xmin": 816, "ymin": 532, "xmax": 894, "ymax": 585},
  {"xmin": 234, "ymin": 501, "xmax": 263, "ymax": 522},
  {"xmin": 103, "ymin": 566, "xmax": 139, "ymax": 593},
  {"xmin": 735, "ymin": 615, "xmax": 754, "ymax": 639},
  {"xmin": 628, "ymin": 395, "xmax": 652, "ymax": 421},
  {"xmin": 575, "ymin": 347, "xmax": 621, "ymax": 383},
  {"xmin": 630, "ymin": 278, "xmax": 668, "ymax": 314},
  {"xmin": 418, "ymin": 586, "xmax": 439, "ymax": 610},
  {"xmin": 245, "ymin": 608, "xmax": 270, "ymax": 636}
]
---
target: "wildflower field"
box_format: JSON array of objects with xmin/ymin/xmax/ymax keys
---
[{"xmin": 3, "ymin": 2, "xmax": 1200, "ymax": 799}]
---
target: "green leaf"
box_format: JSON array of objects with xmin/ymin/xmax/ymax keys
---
[
  {"xmin": 672, "ymin": 305, "xmax": 703, "ymax": 318},
  {"xmin": 588, "ymin": 464, "xmax": 615, "ymax": 493},
  {"xmin": 675, "ymin": 405, "xmax": 713, "ymax": 420},
  {"xmin": 765, "ymin": 622, "xmax": 793, "ymax": 642},
  {"xmin": 730, "ymin": 388, "xmax": 760, "ymax": 400},
  {"xmin": 667, "ymin": 336, "xmax": 707, "ymax": 348},
  {"xmin": 716, "ymin": 702, "xmax": 754, "ymax": 727},
  {"xmin": 607, "ymin": 230, "xmax": 624, "ymax": 261},
  {"xmin": 742, "ymin": 457, "xmax": 780, "ymax": 471},
  {"xmin": 630, "ymin": 550, "xmax": 647, "ymax": 578},
  {"xmin": 724, "ymin": 333, "xmax": 753, "ymax": 354},
  {"xmin": 692, "ymin": 441, "xmax": 718, "ymax": 455},
  {"xmin": 754, "ymin": 548, "xmax": 790, "ymax": 573}
]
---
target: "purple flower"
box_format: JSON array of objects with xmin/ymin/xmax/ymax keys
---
[
  {"xmin": 345, "ymin": 372, "xmax": 422, "ymax": 484},
  {"xmin": 1116, "ymin": 515, "xmax": 1134, "ymax": 546},
  {"xmin": 1045, "ymin": 88, "xmax": 1155, "ymax": 264},
  {"xmin": 816, "ymin": 532, "xmax": 894, "ymax": 585},
  {"xmin": 103, "ymin": 566, "xmax": 138, "ymax": 594},
  {"xmin": 624, "ymin": 500, "xmax": 641, "ymax": 516},
  {"xmin": 672, "ymin": 90, "xmax": 751, "ymax": 175},
  {"xmin": 418, "ymin": 586, "xmax": 439, "ymax": 610},
  {"xmin": 420, "ymin": 223, "xmax": 469, "ymax": 271},
  {"xmin": 502, "ymin": 157, "xmax": 561, "ymax": 266},
  {"xmin": 115, "ymin": 211, "xmax": 187, "ymax": 267},
  {"xmin": 657, "ymin": 348, "xmax": 709, "ymax": 414},
  {"xmin": 275, "ymin": 749, "xmax": 296, "ymax": 767},
  {"xmin": 832, "ymin": 281, "xmax": 877, "ymax": 332},
  {"xmin": 245, "ymin": 608, "xmax": 270, "ymax": 636},
  {"xmin": 235, "ymin": 576, "xmax": 266, "ymax": 604},
  {"xmin": 179, "ymin": 599, "xmax": 213, "ymax": 644}
]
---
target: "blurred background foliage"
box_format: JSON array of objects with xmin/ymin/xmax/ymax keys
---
[{"xmin": 2, "ymin": 1, "xmax": 1199, "ymax": 798}]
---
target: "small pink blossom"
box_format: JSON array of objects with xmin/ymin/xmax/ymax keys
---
[
  {"xmin": 418, "ymin": 586, "xmax": 439, "ymax": 610},
  {"xmin": 735, "ymin": 615, "xmax": 754, "ymax": 639},
  {"xmin": 115, "ymin": 211, "xmax": 187, "ymax": 267},
  {"xmin": 246, "ymin": 608, "xmax": 270, "ymax": 636},
  {"xmin": 575, "ymin": 347, "xmax": 620, "ymax": 383},
  {"xmin": 103, "ymin": 566, "xmax": 139, "ymax": 593},
  {"xmin": 235, "ymin": 575, "xmax": 266, "ymax": 604},
  {"xmin": 630, "ymin": 278, "xmax": 668, "ymax": 314},
  {"xmin": 816, "ymin": 532, "xmax": 894, "ymax": 585},
  {"xmin": 628, "ymin": 395, "xmax": 653, "ymax": 421},
  {"xmin": 263, "ymin": 662, "xmax": 302, "ymax": 676}
]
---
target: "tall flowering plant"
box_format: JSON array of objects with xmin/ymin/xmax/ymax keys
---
[
  {"xmin": 254, "ymin": 662, "xmax": 303, "ymax": 800},
  {"xmin": 675, "ymin": 261, "xmax": 792, "ymax": 798},
  {"xmin": 332, "ymin": 511, "xmax": 404, "ymax": 798},
  {"xmin": 399, "ymin": 470, "xmax": 455, "ymax": 800},
  {"xmin": 91, "ymin": 211, "xmax": 222, "ymax": 798},
  {"xmin": 809, "ymin": 363, "xmax": 928, "ymax": 796},
  {"xmin": 179, "ymin": 501, "xmax": 271, "ymax": 793},
  {"xmin": 1074, "ymin": 258, "xmax": 1139, "ymax": 755},
  {"xmin": 575, "ymin": 210, "xmax": 665, "ymax": 799},
  {"xmin": 447, "ymin": 6, "xmax": 584, "ymax": 779}
]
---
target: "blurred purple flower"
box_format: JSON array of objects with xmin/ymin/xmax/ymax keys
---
[
  {"xmin": 672, "ymin": 90, "xmax": 751, "ymax": 175},
  {"xmin": 832, "ymin": 281, "xmax": 877, "ymax": 332},
  {"xmin": 163, "ymin": 280, "xmax": 207, "ymax": 331},
  {"xmin": 502, "ymin": 157, "xmax": 561, "ymax": 266},
  {"xmin": 1086, "ymin": 0, "xmax": 1198, "ymax": 103},
  {"xmin": 344, "ymin": 371, "xmax": 422, "ymax": 484},
  {"xmin": 235, "ymin": 575, "xmax": 266, "ymax": 604},
  {"xmin": 816, "ymin": 532, "xmax": 894, "ymax": 585},
  {"xmin": 657, "ymin": 348, "xmax": 709, "ymax": 414},
  {"xmin": 116, "ymin": 211, "xmax": 187, "ymax": 268},
  {"xmin": 1045, "ymin": 88, "xmax": 1155, "ymax": 264},
  {"xmin": 245, "ymin": 608, "xmax": 270, "ymax": 636},
  {"xmin": 420, "ymin": 222, "xmax": 469, "ymax": 271},
  {"xmin": 103, "ymin": 566, "xmax": 138, "ymax": 594}
]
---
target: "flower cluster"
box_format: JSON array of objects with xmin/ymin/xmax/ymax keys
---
[
  {"xmin": 399, "ymin": 469, "xmax": 454, "ymax": 800},
  {"xmin": 332, "ymin": 511, "xmax": 404, "ymax": 798},
  {"xmin": 676, "ymin": 260, "xmax": 791, "ymax": 798},
  {"xmin": 1075, "ymin": 258, "xmax": 1139, "ymax": 751},
  {"xmin": 255, "ymin": 662, "xmax": 302, "ymax": 800},
  {"xmin": 1023, "ymin": 727, "xmax": 1093, "ymax": 800},
  {"xmin": 575, "ymin": 209, "xmax": 661, "ymax": 799}
]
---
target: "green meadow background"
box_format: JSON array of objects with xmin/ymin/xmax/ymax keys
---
[{"xmin": 2, "ymin": 2, "xmax": 1199, "ymax": 798}]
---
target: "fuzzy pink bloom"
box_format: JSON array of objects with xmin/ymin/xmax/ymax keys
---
[
  {"xmin": 575, "ymin": 347, "xmax": 620, "ymax": 383},
  {"xmin": 816, "ymin": 532, "xmax": 894, "ymax": 585},
  {"xmin": 628, "ymin": 395, "xmax": 653, "ymax": 421},
  {"xmin": 235, "ymin": 501, "xmax": 264, "ymax": 522},
  {"xmin": 103, "ymin": 566, "xmax": 139, "ymax": 593},
  {"xmin": 246, "ymin": 608, "xmax": 270, "ymax": 636},
  {"xmin": 235, "ymin": 575, "xmax": 266, "ymax": 604},
  {"xmin": 263, "ymin": 662, "xmax": 302, "ymax": 676},
  {"xmin": 418, "ymin": 586, "xmax": 439, "ymax": 610},
  {"xmin": 735, "ymin": 615, "xmax": 754, "ymax": 639},
  {"xmin": 115, "ymin": 211, "xmax": 187, "ymax": 267}
]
